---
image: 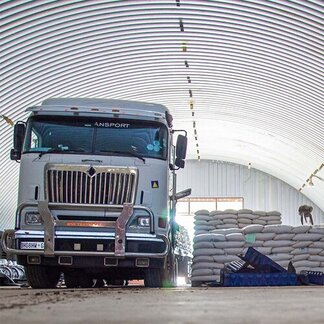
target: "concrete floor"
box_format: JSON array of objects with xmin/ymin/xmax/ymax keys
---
[{"xmin": 1, "ymin": 286, "xmax": 324, "ymax": 323}]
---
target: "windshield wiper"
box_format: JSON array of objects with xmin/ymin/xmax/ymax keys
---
[
  {"xmin": 99, "ymin": 150, "xmax": 146, "ymax": 163},
  {"xmin": 38, "ymin": 148, "xmax": 85, "ymax": 158}
]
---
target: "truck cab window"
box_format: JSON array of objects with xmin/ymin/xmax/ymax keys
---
[{"xmin": 23, "ymin": 116, "xmax": 168, "ymax": 160}]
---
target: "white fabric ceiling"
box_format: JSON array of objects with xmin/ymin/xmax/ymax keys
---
[{"xmin": 1, "ymin": 0, "xmax": 323, "ymax": 212}]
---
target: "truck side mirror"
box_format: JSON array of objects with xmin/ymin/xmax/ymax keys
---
[
  {"xmin": 10, "ymin": 122, "xmax": 26, "ymax": 161},
  {"xmin": 175, "ymin": 134, "xmax": 187, "ymax": 168}
]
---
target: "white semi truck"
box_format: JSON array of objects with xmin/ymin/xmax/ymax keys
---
[{"xmin": 1, "ymin": 98, "xmax": 190, "ymax": 288}]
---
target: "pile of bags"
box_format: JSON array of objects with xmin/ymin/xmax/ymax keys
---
[
  {"xmin": 191, "ymin": 210, "xmax": 324, "ymax": 284},
  {"xmin": 194, "ymin": 209, "xmax": 281, "ymax": 235}
]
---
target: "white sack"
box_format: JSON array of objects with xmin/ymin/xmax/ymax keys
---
[
  {"xmin": 190, "ymin": 275, "xmax": 220, "ymax": 282},
  {"xmin": 193, "ymin": 233, "xmax": 226, "ymax": 243},
  {"xmin": 226, "ymin": 233, "xmax": 245, "ymax": 241},
  {"xmin": 195, "ymin": 230, "xmax": 209, "ymax": 236},
  {"xmin": 292, "ymin": 241, "xmax": 313, "ymax": 248},
  {"xmin": 194, "ymin": 225, "xmax": 215, "ymax": 231},
  {"xmin": 309, "ymin": 226, "xmax": 324, "ymax": 234},
  {"xmin": 293, "ymin": 233, "xmax": 323, "ymax": 241},
  {"xmin": 253, "ymin": 211, "xmax": 267, "ymax": 216},
  {"xmin": 262, "ymin": 225, "xmax": 293, "ymax": 233},
  {"xmin": 269, "ymin": 253, "xmax": 291, "ymax": 262},
  {"xmin": 238, "ymin": 209, "xmax": 253, "ymax": 214},
  {"xmin": 192, "ymin": 255, "xmax": 214, "ymax": 263},
  {"xmin": 292, "ymin": 260, "xmax": 320, "ymax": 268},
  {"xmin": 191, "ymin": 262, "xmax": 224, "ymax": 270},
  {"xmin": 309, "ymin": 241, "xmax": 324, "ymax": 249},
  {"xmin": 292, "ymin": 226, "xmax": 311, "ymax": 234},
  {"xmin": 223, "ymin": 219, "xmax": 238, "ymax": 225},
  {"xmin": 242, "ymin": 224, "xmax": 264, "ymax": 234},
  {"xmin": 267, "ymin": 220, "xmax": 282, "ymax": 225},
  {"xmin": 263, "ymin": 240, "xmax": 292, "ymax": 247},
  {"xmin": 239, "ymin": 213, "xmax": 259, "ymax": 220},
  {"xmin": 212, "ymin": 241, "xmax": 245, "ymax": 249},
  {"xmin": 211, "ymin": 228, "xmax": 242, "ymax": 235},
  {"xmin": 266, "ymin": 211, "xmax": 281, "ymax": 216},
  {"xmin": 193, "ymin": 248, "xmax": 225, "ymax": 256},
  {"xmin": 259, "ymin": 216, "xmax": 281, "ymax": 221},
  {"xmin": 191, "ymin": 268, "xmax": 213, "ymax": 276},
  {"xmin": 209, "ymin": 219, "xmax": 223, "ymax": 226},
  {"xmin": 292, "ymin": 254, "xmax": 309, "ymax": 262},
  {"xmin": 223, "ymin": 247, "xmax": 244, "ymax": 255},
  {"xmin": 213, "ymin": 214, "xmax": 237, "ymax": 220},
  {"xmin": 273, "ymin": 233, "xmax": 295, "ymax": 240},
  {"xmin": 195, "ymin": 210, "xmax": 210, "ymax": 216},
  {"xmin": 217, "ymin": 224, "xmax": 238, "ymax": 229},
  {"xmin": 252, "ymin": 220, "xmax": 266, "ymax": 225},
  {"xmin": 255, "ymin": 232, "xmax": 276, "ymax": 240},
  {"xmin": 194, "ymin": 220, "xmax": 209, "ymax": 225},
  {"xmin": 272, "ymin": 246, "xmax": 293, "ymax": 254},
  {"xmin": 193, "ymin": 242, "xmax": 214, "ymax": 249},
  {"xmin": 290, "ymin": 248, "xmax": 313, "ymax": 255},
  {"xmin": 308, "ymin": 255, "xmax": 324, "ymax": 262}
]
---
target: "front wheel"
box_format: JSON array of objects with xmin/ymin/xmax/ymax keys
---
[
  {"xmin": 64, "ymin": 272, "xmax": 80, "ymax": 288},
  {"xmin": 25, "ymin": 265, "xmax": 60, "ymax": 289}
]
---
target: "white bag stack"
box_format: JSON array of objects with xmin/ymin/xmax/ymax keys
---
[
  {"xmin": 191, "ymin": 231, "xmax": 245, "ymax": 283},
  {"xmin": 193, "ymin": 209, "xmax": 282, "ymax": 236},
  {"xmin": 191, "ymin": 210, "xmax": 324, "ymax": 284}
]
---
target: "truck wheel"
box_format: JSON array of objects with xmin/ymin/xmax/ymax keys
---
[
  {"xmin": 79, "ymin": 275, "xmax": 94, "ymax": 288},
  {"xmin": 144, "ymin": 268, "xmax": 162, "ymax": 288},
  {"xmin": 64, "ymin": 272, "xmax": 80, "ymax": 288},
  {"xmin": 25, "ymin": 265, "xmax": 60, "ymax": 289}
]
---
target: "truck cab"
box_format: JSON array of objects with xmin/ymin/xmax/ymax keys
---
[{"xmin": 2, "ymin": 98, "xmax": 189, "ymax": 288}]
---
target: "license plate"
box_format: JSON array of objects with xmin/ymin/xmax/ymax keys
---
[{"xmin": 20, "ymin": 241, "xmax": 44, "ymax": 250}]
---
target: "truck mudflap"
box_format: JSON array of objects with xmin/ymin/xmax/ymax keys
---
[{"xmin": 1, "ymin": 202, "xmax": 169, "ymax": 259}]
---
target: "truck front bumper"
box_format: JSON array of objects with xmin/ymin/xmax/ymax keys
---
[
  {"xmin": 1, "ymin": 229, "xmax": 169, "ymax": 259},
  {"xmin": 1, "ymin": 202, "xmax": 169, "ymax": 263}
]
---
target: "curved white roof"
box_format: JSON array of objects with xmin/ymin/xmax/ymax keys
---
[{"xmin": 1, "ymin": 0, "xmax": 323, "ymax": 212}]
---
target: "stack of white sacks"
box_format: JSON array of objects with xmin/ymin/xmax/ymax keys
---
[
  {"xmin": 192, "ymin": 209, "xmax": 324, "ymax": 284},
  {"xmin": 194, "ymin": 209, "xmax": 281, "ymax": 235}
]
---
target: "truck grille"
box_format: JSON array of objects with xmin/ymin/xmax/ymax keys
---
[{"xmin": 46, "ymin": 165, "xmax": 137, "ymax": 205}]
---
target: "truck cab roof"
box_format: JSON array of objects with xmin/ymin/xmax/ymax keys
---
[
  {"xmin": 26, "ymin": 98, "xmax": 172, "ymax": 125},
  {"xmin": 42, "ymin": 98, "xmax": 169, "ymax": 114}
]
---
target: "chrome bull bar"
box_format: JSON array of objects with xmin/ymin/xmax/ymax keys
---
[
  {"xmin": 1, "ymin": 201, "xmax": 169, "ymax": 259},
  {"xmin": 1, "ymin": 229, "xmax": 169, "ymax": 258}
]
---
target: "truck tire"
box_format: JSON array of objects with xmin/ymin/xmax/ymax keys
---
[
  {"xmin": 64, "ymin": 271, "xmax": 94, "ymax": 288},
  {"xmin": 79, "ymin": 275, "xmax": 94, "ymax": 288},
  {"xmin": 144, "ymin": 268, "xmax": 162, "ymax": 288},
  {"xmin": 25, "ymin": 265, "xmax": 60, "ymax": 289},
  {"xmin": 64, "ymin": 272, "xmax": 80, "ymax": 288}
]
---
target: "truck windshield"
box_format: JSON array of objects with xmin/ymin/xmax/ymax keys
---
[{"xmin": 23, "ymin": 115, "xmax": 168, "ymax": 160}]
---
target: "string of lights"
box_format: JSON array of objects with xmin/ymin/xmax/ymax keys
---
[{"xmin": 178, "ymin": 11, "xmax": 200, "ymax": 161}]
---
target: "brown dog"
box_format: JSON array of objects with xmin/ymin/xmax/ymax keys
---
[{"xmin": 298, "ymin": 205, "xmax": 314, "ymax": 225}]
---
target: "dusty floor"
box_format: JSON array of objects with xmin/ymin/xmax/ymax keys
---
[{"xmin": 0, "ymin": 285, "xmax": 324, "ymax": 323}]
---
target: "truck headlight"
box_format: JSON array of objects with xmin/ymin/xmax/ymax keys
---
[
  {"xmin": 137, "ymin": 216, "xmax": 150, "ymax": 227},
  {"xmin": 25, "ymin": 212, "xmax": 42, "ymax": 225}
]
